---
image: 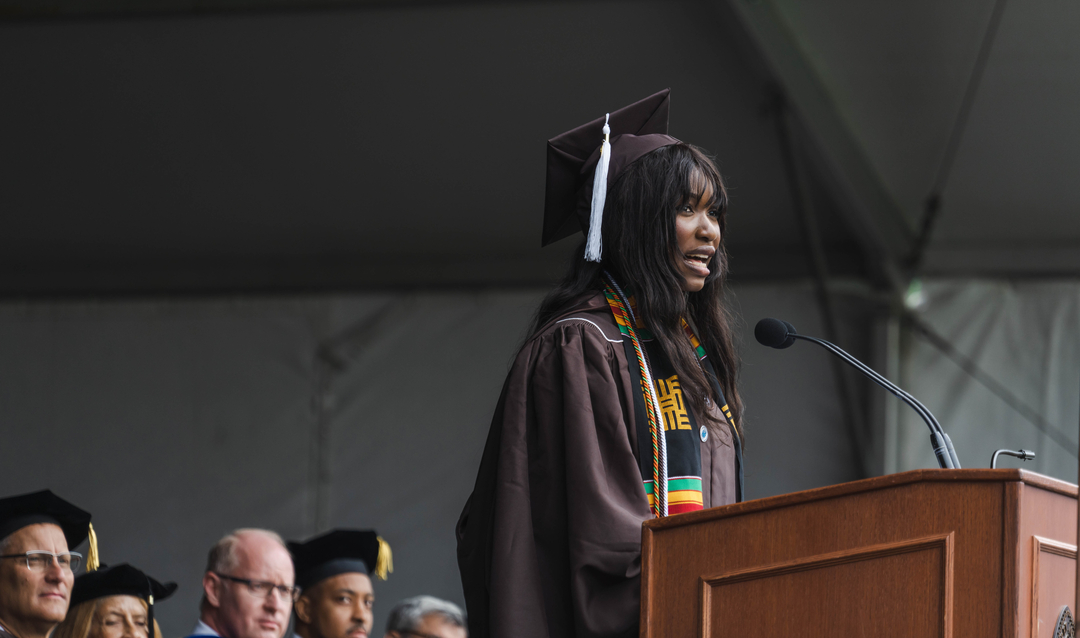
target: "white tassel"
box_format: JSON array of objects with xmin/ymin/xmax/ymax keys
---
[{"xmin": 585, "ymin": 114, "xmax": 611, "ymax": 262}]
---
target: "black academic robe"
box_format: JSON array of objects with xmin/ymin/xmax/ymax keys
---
[{"xmin": 457, "ymin": 291, "xmax": 739, "ymax": 638}]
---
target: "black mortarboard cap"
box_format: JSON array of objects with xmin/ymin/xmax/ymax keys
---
[
  {"xmin": 0, "ymin": 490, "xmax": 92, "ymax": 549},
  {"xmin": 288, "ymin": 529, "xmax": 392, "ymax": 591},
  {"xmin": 70, "ymin": 564, "xmax": 178, "ymax": 607},
  {"xmin": 542, "ymin": 89, "xmax": 680, "ymax": 246}
]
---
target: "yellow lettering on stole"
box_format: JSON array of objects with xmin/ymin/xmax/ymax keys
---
[{"xmin": 655, "ymin": 375, "xmax": 691, "ymax": 431}]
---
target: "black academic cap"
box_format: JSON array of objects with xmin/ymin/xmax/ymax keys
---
[
  {"xmin": 0, "ymin": 490, "xmax": 92, "ymax": 549},
  {"xmin": 542, "ymin": 89, "xmax": 680, "ymax": 246},
  {"xmin": 70, "ymin": 564, "xmax": 178, "ymax": 607},
  {"xmin": 288, "ymin": 529, "xmax": 392, "ymax": 591}
]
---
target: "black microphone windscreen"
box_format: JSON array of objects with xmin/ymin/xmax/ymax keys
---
[{"xmin": 755, "ymin": 318, "xmax": 795, "ymax": 349}]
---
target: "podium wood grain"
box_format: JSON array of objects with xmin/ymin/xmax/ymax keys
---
[{"xmin": 640, "ymin": 469, "xmax": 1076, "ymax": 638}]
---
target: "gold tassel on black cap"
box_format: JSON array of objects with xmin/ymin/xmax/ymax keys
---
[
  {"xmin": 86, "ymin": 523, "xmax": 100, "ymax": 572},
  {"xmin": 146, "ymin": 580, "xmax": 155, "ymax": 638},
  {"xmin": 375, "ymin": 537, "xmax": 392, "ymax": 581}
]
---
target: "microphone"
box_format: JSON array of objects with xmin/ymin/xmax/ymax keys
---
[
  {"xmin": 754, "ymin": 317, "xmax": 797, "ymax": 349},
  {"xmin": 755, "ymin": 317, "xmax": 961, "ymax": 470}
]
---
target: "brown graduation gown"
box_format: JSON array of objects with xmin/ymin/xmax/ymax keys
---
[{"xmin": 457, "ymin": 291, "xmax": 738, "ymax": 638}]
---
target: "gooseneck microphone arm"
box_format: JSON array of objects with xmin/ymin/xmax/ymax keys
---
[
  {"xmin": 789, "ymin": 333, "xmax": 960, "ymax": 469},
  {"xmin": 755, "ymin": 317, "xmax": 961, "ymax": 469}
]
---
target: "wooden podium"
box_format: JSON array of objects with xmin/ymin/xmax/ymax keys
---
[{"xmin": 640, "ymin": 469, "xmax": 1077, "ymax": 637}]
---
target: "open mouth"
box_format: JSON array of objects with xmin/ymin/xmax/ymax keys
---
[{"xmin": 683, "ymin": 249, "xmax": 713, "ymax": 276}]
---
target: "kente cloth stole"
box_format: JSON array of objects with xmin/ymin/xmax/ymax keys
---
[
  {"xmin": 680, "ymin": 320, "xmax": 740, "ymax": 438},
  {"xmin": 603, "ymin": 277, "xmax": 709, "ymax": 517}
]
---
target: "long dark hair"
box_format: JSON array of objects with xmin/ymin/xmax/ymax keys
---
[{"xmin": 532, "ymin": 143, "xmax": 741, "ymax": 431}]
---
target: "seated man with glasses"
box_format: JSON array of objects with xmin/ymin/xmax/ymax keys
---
[
  {"xmin": 0, "ymin": 490, "xmax": 93, "ymax": 638},
  {"xmin": 187, "ymin": 529, "xmax": 296, "ymax": 638}
]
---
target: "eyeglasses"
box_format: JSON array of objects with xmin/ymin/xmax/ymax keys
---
[
  {"xmin": 213, "ymin": 573, "xmax": 300, "ymax": 602},
  {"xmin": 0, "ymin": 551, "xmax": 84, "ymax": 573}
]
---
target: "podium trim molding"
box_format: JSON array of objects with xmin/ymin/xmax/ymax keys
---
[
  {"xmin": 698, "ymin": 533, "xmax": 955, "ymax": 638},
  {"xmin": 644, "ymin": 469, "xmax": 1078, "ymax": 533},
  {"xmin": 1032, "ymin": 535, "xmax": 1078, "ymax": 638}
]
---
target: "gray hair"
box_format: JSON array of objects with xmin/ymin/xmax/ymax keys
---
[
  {"xmin": 385, "ymin": 596, "xmax": 466, "ymax": 634},
  {"xmin": 200, "ymin": 528, "xmax": 287, "ymax": 610}
]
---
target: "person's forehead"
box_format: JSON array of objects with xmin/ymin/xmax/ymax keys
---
[
  {"xmin": 414, "ymin": 614, "xmax": 465, "ymax": 638},
  {"xmin": 96, "ymin": 595, "xmax": 146, "ymax": 616},
  {"xmin": 312, "ymin": 572, "xmax": 372, "ymax": 598},
  {"xmin": 232, "ymin": 534, "xmax": 294, "ymax": 580},
  {"xmin": 3, "ymin": 522, "xmax": 68, "ymax": 553}
]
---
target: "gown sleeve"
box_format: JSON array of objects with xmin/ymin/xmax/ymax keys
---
[{"xmin": 458, "ymin": 318, "xmax": 652, "ymax": 638}]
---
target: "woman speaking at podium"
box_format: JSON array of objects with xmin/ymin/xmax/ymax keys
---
[{"xmin": 457, "ymin": 90, "xmax": 744, "ymax": 638}]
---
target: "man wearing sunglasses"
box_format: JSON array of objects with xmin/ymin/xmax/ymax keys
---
[
  {"xmin": 188, "ymin": 529, "xmax": 296, "ymax": 638},
  {"xmin": 0, "ymin": 490, "xmax": 92, "ymax": 638}
]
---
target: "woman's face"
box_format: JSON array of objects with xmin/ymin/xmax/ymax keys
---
[
  {"xmin": 673, "ymin": 177, "xmax": 722, "ymax": 292},
  {"xmin": 90, "ymin": 595, "xmax": 149, "ymax": 638}
]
